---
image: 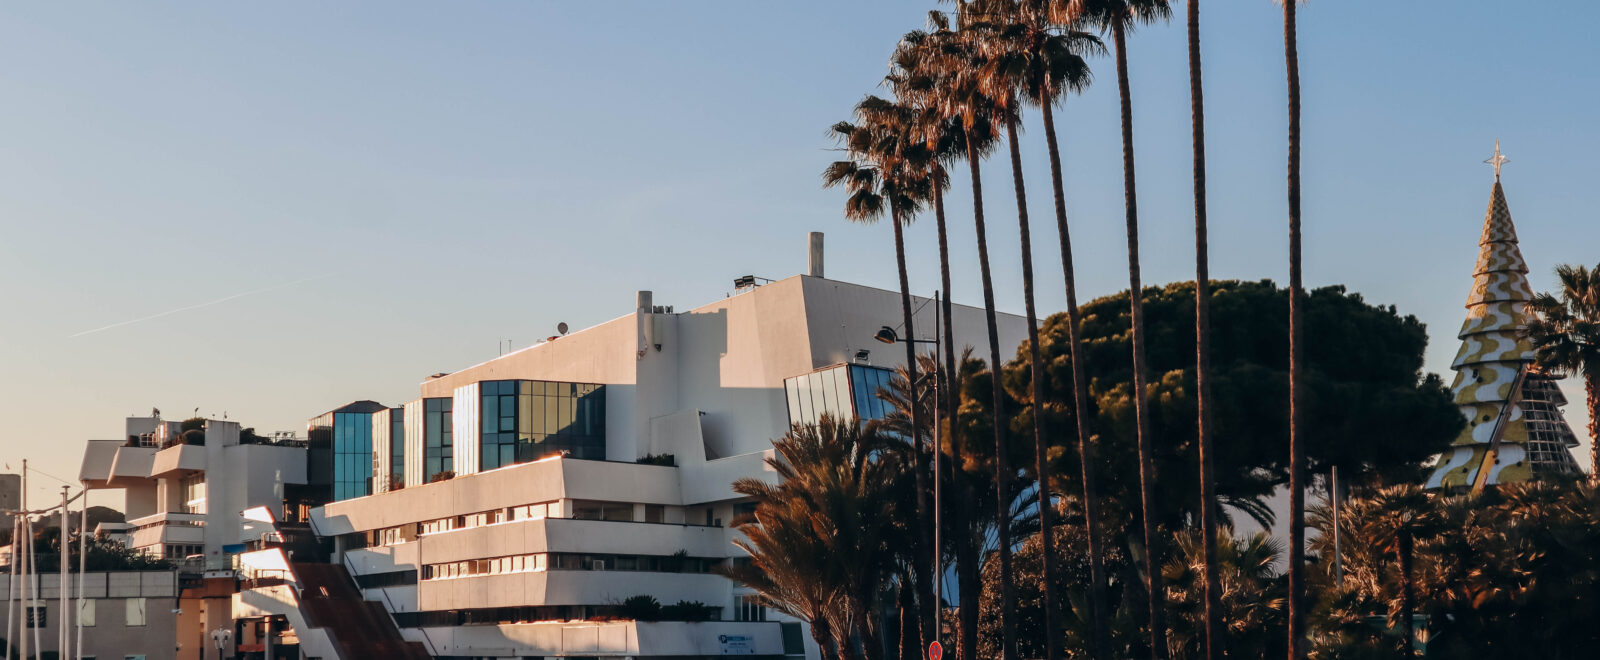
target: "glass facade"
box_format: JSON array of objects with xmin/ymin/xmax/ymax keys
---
[
  {"xmin": 784, "ymin": 363, "xmax": 896, "ymax": 427},
  {"xmin": 334, "ymin": 411, "xmax": 375, "ymax": 501},
  {"xmin": 390, "ymin": 408, "xmax": 405, "ymax": 488},
  {"xmin": 479, "ymin": 380, "xmax": 607, "ymax": 469},
  {"xmin": 424, "ymin": 398, "xmax": 454, "ymax": 482}
]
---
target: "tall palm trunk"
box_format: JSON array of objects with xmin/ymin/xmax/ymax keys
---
[
  {"xmin": 958, "ymin": 541, "xmax": 981, "ymax": 660},
  {"xmin": 890, "ymin": 202, "xmax": 936, "ymax": 654},
  {"xmin": 811, "ymin": 613, "xmax": 843, "ymax": 660},
  {"xmin": 967, "ymin": 129, "xmax": 1017, "ymax": 660},
  {"xmin": 899, "ymin": 578, "xmax": 919, "ymax": 660},
  {"xmin": 1111, "ymin": 19, "xmax": 1167, "ymax": 660},
  {"xmin": 1039, "ymin": 80, "xmax": 1111, "ymax": 660},
  {"xmin": 1283, "ymin": 1, "xmax": 1307, "ymax": 658},
  {"xmin": 1399, "ymin": 528, "xmax": 1415, "ymax": 659},
  {"xmin": 1003, "ymin": 111, "xmax": 1059, "ymax": 660},
  {"xmin": 1187, "ymin": 1, "xmax": 1223, "ymax": 658},
  {"xmin": 934, "ymin": 175, "xmax": 973, "ymax": 660},
  {"xmin": 1587, "ymin": 376, "xmax": 1598, "ymax": 486}
]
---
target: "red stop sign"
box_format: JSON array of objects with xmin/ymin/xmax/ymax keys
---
[{"xmin": 928, "ymin": 641, "xmax": 944, "ymax": 660}]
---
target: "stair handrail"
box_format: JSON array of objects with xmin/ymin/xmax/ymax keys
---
[{"xmin": 340, "ymin": 548, "xmax": 440, "ymax": 657}]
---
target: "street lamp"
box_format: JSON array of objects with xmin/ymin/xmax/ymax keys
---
[
  {"xmin": 210, "ymin": 627, "xmax": 232, "ymax": 658},
  {"xmin": 870, "ymin": 292, "xmax": 945, "ymax": 652}
]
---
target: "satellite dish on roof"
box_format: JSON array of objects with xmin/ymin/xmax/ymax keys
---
[{"xmin": 557, "ymin": 322, "xmax": 569, "ymax": 335}]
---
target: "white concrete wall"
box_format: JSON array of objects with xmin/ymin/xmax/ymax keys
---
[
  {"xmin": 453, "ymin": 382, "xmax": 481, "ymax": 476},
  {"xmin": 415, "ymin": 517, "xmax": 730, "ymax": 564},
  {"xmin": 372, "ymin": 408, "xmax": 394, "ymax": 493},
  {"xmin": 403, "ymin": 399, "xmax": 426, "ymax": 490},
  {"xmin": 418, "ymin": 570, "xmax": 729, "ymax": 611},
  {"xmin": 416, "ymin": 620, "xmax": 786, "ymax": 658},
  {"xmin": 315, "ymin": 458, "xmax": 684, "ymax": 536}
]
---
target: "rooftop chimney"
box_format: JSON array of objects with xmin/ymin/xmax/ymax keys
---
[
  {"xmin": 808, "ymin": 232, "xmax": 824, "ymax": 278},
  {"xmin": 637, "ymin": 290, "xmax": 653, "ymax": 312}
]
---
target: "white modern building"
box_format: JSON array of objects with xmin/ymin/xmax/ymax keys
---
[
  {"xmin": 237, "ymin": 241, "xmax": 1031, "ymax": 659},
  {"xmin": 78, "ymin": 416, "xmax": 316, "ymax": 660},
  {"xmin": 79, "ymin": 417, "xmax": 311, "ymax": 566}
]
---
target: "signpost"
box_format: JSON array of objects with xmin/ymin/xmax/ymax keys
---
[{"xmin": 928, "ymin": 640, "xmax": 943, "ymax": 660}]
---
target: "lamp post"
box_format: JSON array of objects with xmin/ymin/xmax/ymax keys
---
[
  {"xmin": 210, "ymin": 626, "xmax": 233, "ymax": 659},
  {"xmin": 873, "ymin": 290, "xmax": 943, "ymax": 652}
]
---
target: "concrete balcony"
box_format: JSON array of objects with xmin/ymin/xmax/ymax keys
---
[
  {"xmin": 415, "ymin": 620, "xmax": 788, "ymax": 658},
  {"xmin": 127, "ymin": 510, "xmax": 208, "ymax": 528},
  {"xmin": 127, "ymin": 511, "xmax": 207, "ymax": 549},
  {"xmin": 417, "ymin": 517, "xmax": 731, "ymax": 565},
  {"xmin": 151, "ymin": 442, "xmax": 207, "ymax": 477},
  {"xmin": 418, "ymin": 570, "xmax": 729, "ymax": 611},
  {"xmin": 105, "ymin": 444, "xmax": 157, "ymax": 485}
]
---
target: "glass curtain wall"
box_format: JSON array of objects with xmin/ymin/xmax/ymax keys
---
[
  {"xmin": 784, "ymin": 363, "xmax": 895, "ymax": 427},
  {"xmin": 333, "ymin": 412, "xmax": 375, "ymax": 501},
  {"xmin": 424, "ymin": 398, "xmax": 454, "ymax": 482},
  {"xmin": 480, "ymin": 380, "xmax": 606, "ymax": 470},
  {"xmin": 389, "ymin": 408, "xmax": 405, "ymax": 488}
]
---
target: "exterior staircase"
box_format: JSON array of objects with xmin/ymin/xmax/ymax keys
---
[{"xmin": 292, "ymin": 562, "xmax": 432, "ymax": 659}]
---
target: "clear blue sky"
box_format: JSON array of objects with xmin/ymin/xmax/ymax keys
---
[{"xmin": 2, "ymin": 2, "xmax": 1596, "ymax": 507}]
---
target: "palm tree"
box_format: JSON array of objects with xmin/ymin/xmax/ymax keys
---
[
  {"xmin": 1163, "ymin": 531, "xmax": 1286, "ymax": 659},
  {"xmin": 728, "ymin": 416, "xmax": 907, "ymax": 660},
  {"xmin": 966, "ymin": 4, "xmax": 1103, "ymax": 658},
  {"xmin": 1183, "ymin": 0, "xmax": 1223, "ymax": 658},
  {"xmin": 723, "ymin": 490, "xmax": 848, "ymax": 660},
  {"xmin": 1278, "ymin": 1, "xmax": 1307, "ymax": 657},
  {"xmin": 1068, "ymin": 1, "xmax": 1173, "ymax": 657},
  {"xmin": 824, "ymin": 102, "xmax": 935, "ymax": 651},
  {"xmin": 910, "ymin": 16, "xmax": 1021, "ymax": 658},
  {"xmin": 884, "ymin": 46, "xmax": 976, "ymax": 641},
  {"xmin": 1016, "ymin": 3, "xmax": 1116, "ymax": 656},
  {"xmin": 1525, "ymin": 263, "xmax": 1600, "ymax": 485}
]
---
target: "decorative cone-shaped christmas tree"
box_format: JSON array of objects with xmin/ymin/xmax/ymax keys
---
[{"xmin": 1426, "ymin": 148, "xmax": 1582, "ymax": 491}]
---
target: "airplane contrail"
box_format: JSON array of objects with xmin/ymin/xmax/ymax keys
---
[{"xmin": 70, "ymin": 272, "xmax": 339, "ymax": 338}]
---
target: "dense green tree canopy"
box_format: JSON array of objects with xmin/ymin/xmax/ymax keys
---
[{"xmin": 998, "ymin": 280, "xmax": 1462, "ymax": 530}]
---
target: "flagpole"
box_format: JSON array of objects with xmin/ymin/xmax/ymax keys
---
[
  {"xmin": 6, "ymin": 515, "xmax": 17, "ymax": 656},
  {"xmin": 60, "ymin": 487, "xmax": 70, "ymax": 657},
  {"xmin": 19, "ymin": 459, "xmax": 29, "ymax": 660},
  {"xmin": 77, "ymin": 489, "xmax": 89, "ymax": 660},
  {"xmin": 24, "ymin": 512, "xmax": 39, "ymax": 659}
]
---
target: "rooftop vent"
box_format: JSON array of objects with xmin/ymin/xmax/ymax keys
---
[{"xmin": 808, "ymin": 232, "xmax": 824, "ymax": 278}]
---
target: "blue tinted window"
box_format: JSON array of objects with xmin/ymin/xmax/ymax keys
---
[
  {"xmin": 784, "ymin": 364, "xmax": 895, "ymax": 428},
  {"xmin": 332, "ymin": 411, "xmax": 375, "ymax": 501},
  {"xmin": 479, "ymin": 379, "xmax": 607, "ymax": 470}
]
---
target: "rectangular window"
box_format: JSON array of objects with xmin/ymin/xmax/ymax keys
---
[
  {"xmin": 572, "ymin": 501, "xmax": 602, "ymax": 520},
  {"xmin": 736, "ymin": 595, "xmax": 768, "ymax": 622},
  {"xmin": 181, "ymin": 473, "xmax": 207, "ymax": 515},
  {"xmin": 645, "ymin": 505, "xmax": 664, "ymax": 523},
  {"xmin": 79, "ymin": 598, "xmax": 96, "ymax": 627},
  {"xmin": 26, "ymin": 604, "xmax": 45, "ymax": 628},
  {"xmin": 126, "ymin": 598, "xmax": 146, "ymax": 627}
]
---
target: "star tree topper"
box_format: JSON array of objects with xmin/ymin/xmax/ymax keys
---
[{"xmin": 1485, "ymin": 140, "xmax": 1510, "ymax": 180}]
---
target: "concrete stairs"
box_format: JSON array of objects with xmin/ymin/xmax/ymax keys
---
[{"xmin": 292, "ymin": 562, "xmax": 431, "ymax": 659}]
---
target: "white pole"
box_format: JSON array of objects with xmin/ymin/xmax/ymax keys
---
[
  {"xmin": 60, "ymin": 487, "xmax": 70, "ymax": 658},
  {"xmin": 6, "ymin": 516, "xmax": 17, "ymax": 657},
  {"xmin": 24, "ymin": 514, "xmax": 38, "ymax": 660},
  {"xmin": 19, "ymin": 460, "xmax": 29, "ymax": 660},
  {"xmin": 77, "ymin": 490, "xmax": 88, "ymax": 660}
]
